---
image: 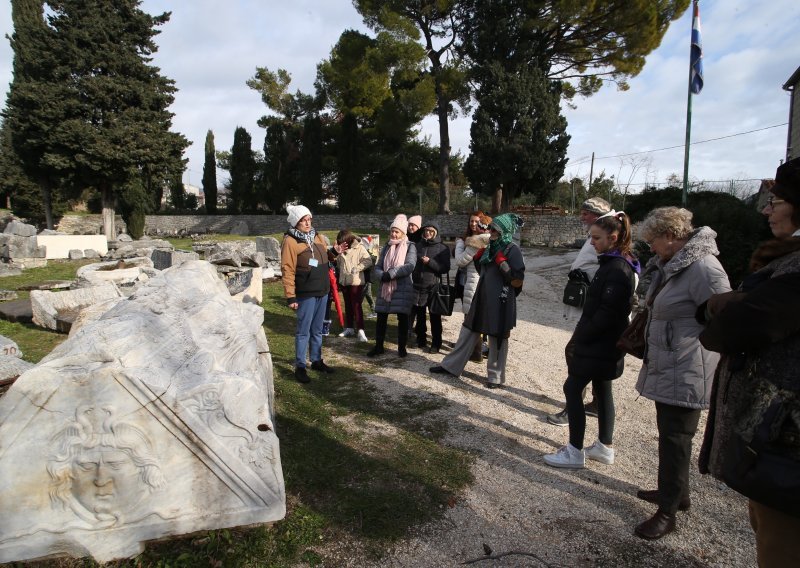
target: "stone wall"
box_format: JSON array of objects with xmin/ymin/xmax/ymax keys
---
[{"xmin": 56, "ymin": 213, "xmax": 586, "ymax": 248}]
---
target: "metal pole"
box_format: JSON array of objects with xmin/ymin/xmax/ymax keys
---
[
  {"xmin": 682, "ymin": 0, "xmax": 700, "ymax": 207},
  {"xmin": 571, "ymin": 180, "xmax": 575, "ymax": 213},
  {"xmin": 419, "ymin": 186, "xmax": 422, "ymax": 214},
  {"xmin": 588, "ymin": 152, "xmax": 595, "ymax": 193}
]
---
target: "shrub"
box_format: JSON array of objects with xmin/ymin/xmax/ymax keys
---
[{"xmin": 627, "ymin": 187, "xmax": 771, "ymax": 287}]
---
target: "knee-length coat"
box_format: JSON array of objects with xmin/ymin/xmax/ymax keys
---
[
  {"xmin": 372, "ymin": 241, "xmax": 417, "ymax": 315},
  {"xmin": 463, "ymin": 243, "xmax": 525, "ymax": 339}
]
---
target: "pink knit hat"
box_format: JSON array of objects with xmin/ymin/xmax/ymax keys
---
[
  {"xmin": 407, "ymin": 215, "xmax": 422, "ymax": 230},
  {"xmin": 390, "ymin": 214, "xmax": 409, "ymax": 235}
]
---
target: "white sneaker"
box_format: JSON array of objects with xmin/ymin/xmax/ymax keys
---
[
  {"xmin": 585, "ymin": 440, "xmax": 615, "ymax": 465},
  {"xmin": 543, "ymin": 443, "xmax": 585, "ymax": 469},
  {"xmin": 357, "ymin": 329, "xmax": 368, "ymax": 342},
  {"xmin": 339, "ymin": 328, "xmax": 355, "ymax": 338}
]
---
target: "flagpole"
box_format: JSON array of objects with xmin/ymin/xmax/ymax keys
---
[
  {"xmin": 681, "ymin": 0, "xmax": 699, "ymax": 207},
  {"xmin": 681, "ymin": 77, "xmax": 693, "ymax": 207}
]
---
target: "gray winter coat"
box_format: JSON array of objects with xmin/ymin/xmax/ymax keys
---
[
  {"xmin": 372, "ymin": 241, "xmax": 417, "ymax": 315},
  {"xmin": 636, "ymin": 227, "xmax": 731, "ymax": 409}
]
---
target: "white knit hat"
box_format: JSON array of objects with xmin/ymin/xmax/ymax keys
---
[
  {"xmin": 390, "ymin": 214, "xmax": 409, "ymax": 235},
  {"xmin": 287, "ymin": 204, "xmax": 312, "ymax": 228}
]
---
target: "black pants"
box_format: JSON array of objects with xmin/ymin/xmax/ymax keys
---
[
  {"xmin": 374, "ymin": 312, "xmax": 408, "ymax": 350},
  {"xmin": 414, "ymin": 305, "xmax": 442, "ymax": 348},
  {"xmin": 564, "ymin": 375, "xmax": 615, "ymax": 449},
  {"xmin": 655, "ymin": 402, "xmax": 701, "ymax": 514}
]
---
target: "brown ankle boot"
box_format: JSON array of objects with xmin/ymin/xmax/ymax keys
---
[{"xmin": 634, "ymin": 509, "xmax": 676, "ymax": 540}]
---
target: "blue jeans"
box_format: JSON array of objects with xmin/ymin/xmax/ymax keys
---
[{"xmin": 295, "ymin": 295, "xmax": 327, "ymax": 369}]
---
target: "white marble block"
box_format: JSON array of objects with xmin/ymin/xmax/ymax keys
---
[{"xmin": 0, "ymin": 260, "xmax": 285, "ymax": 563}]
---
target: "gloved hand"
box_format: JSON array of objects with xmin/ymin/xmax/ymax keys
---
[
  {"xmin": 474, "ymin": 248, "xmax": 485, "ymax": 261},
  {"xmin": 494, "ymin": 252, "xmax": 508, "ymax": 266},
  {"xmin": 381, "ymin": 272, "xmax": 392, "ymax": 282}
]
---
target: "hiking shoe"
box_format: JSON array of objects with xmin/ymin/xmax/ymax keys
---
[
  {"xmin": 294, "ymin": 367, "xmax": 310, "ymax": 384},
  {"xmin": 356, "ymin": 329, "xmax": 368, "ymax": 342},
  {"xmin": 585, "ymin": 440, "xmax": 615, "ymax": 465},
  {"xmin": 366, "ymin": 312, "xmax": 377, "ymax": 319},
  {"xmin": 339, "ymin": 328, "xmax": 355, "ymax": 338},
  {"xmin": 546, "ymin": 408, "xmax": 569, "ymax": 426},
  {"xmin": 584, "ymin": 399, "xmax": 599, "ymax": 418},
  {"xmin": 398, "ymin": 346, "xmax": 408, "ymax": 358},
  {"xmin": 427, "ymin": 346, "xmax": 440, "ymax": 354},
  {"xmin": 311, "ymin": 360, "xmax": 335, "ymax": 374},
  {"xmin": 321, "ymin": 320, "xmax": 331, "ymax": 336},
  {"xmin": 543, "ymin": 444, "xmax": 585, "ymax": 469}
]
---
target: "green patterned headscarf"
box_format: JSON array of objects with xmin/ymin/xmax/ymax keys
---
[{"xmin": 481, "ymin": 213, "xmax": 522, "ymax": 264}]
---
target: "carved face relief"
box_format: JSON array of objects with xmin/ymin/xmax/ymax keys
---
[
  {"xmin": 71, "ymin": 447, "xmax": 142, "ymax": 518},
  {"xmin": 48, "ymin": 406, "xmax": 167, "ymax": 525}
]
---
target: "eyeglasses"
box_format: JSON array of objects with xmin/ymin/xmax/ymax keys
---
[{"xmin": 767, "ymin": 196, "xmax": 786, "ymax": 207}]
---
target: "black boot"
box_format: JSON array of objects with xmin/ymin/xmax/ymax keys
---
[
  {"xmin": 368, "ymin": 314, "xmax": 387, "ymax": 357},
  {"xmin": 397, "ymin": 313, "xmax": 409, "ymax": 357}
]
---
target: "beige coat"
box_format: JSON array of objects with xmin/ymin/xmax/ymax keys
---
[{"xmin": 336, "ymin": 239, "xmax": 373, "ymax": 287}]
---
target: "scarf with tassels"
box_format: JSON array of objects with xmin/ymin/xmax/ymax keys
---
[{"xmin": 380, "ymin": 238, "xmax": 409, "ymax": 302}]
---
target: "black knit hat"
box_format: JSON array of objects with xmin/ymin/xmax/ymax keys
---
[{"xmin": 772, "ymin": 156, "xmax": 800, "ymax": 206}]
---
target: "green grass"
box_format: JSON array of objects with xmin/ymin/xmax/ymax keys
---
[
  {"xmin": 2, "ymin": 260, "xmax": 474, "ymax": 567},
  {"xmin": 0, "ymin": 259, "xmax": 97, "ymax": 362}
]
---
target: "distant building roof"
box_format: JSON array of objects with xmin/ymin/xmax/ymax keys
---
[{"xmin": 783, "ymin": 65, "xmax": 800, "ymax": 91}]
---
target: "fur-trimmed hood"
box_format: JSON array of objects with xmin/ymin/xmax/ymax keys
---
[
  {"xmin": 647, "ymin": 226, "xmax": 720, "ymax": 277},
  {"xmin": 465, "ymin": 233, "xmax": 490, "ymax": 249},
  {"xmin": 750, "ymin": 237, "xmax": 800, "ymax": 275}
]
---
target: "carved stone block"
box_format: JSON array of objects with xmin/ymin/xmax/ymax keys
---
[{"xmin": 0, "ymin": 260, "xmax": 285, "ymax": 563}]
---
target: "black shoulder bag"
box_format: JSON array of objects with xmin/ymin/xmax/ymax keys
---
[
  {"xmin": 428, "ymin": 272, "xmax": 456, "ymax": 316},
  {"xmin": 562, "ymin": 268, "xmax": 590, "ymax": 308}
]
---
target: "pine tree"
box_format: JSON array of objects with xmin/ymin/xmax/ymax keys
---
[
  {"xmin": 464, "ymin": 63, "xmax": 569, "ymax": 210},
  {"xmin": 297, "ymin": 116, "xmax": 323, "ymax": 207},
  {"xmin": 228, "ymin": 126, "xmax": 256, "ymax": 214},
  {"xmin": 202, "ymin": 130, "xmax": 218, "ymax": 214},
  {"xmin": 3, "ymin": 0, "xmax": 188, "ymax": 235}
]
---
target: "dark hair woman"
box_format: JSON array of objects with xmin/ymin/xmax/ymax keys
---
[{"xmin": 544, "ymin": 212, "xmax": 640, "ymax": 470}]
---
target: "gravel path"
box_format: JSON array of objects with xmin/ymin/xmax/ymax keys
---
[{"xmin": 334, "ymin": 247, "xmax": 756, "ymax": 567}]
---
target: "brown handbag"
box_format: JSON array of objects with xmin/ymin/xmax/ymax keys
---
[{"xmin": 616, "ymin": 308, "xmax": 648, "ymax": 359}]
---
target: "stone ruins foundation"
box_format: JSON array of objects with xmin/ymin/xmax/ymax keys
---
[{"xmin": 0, "ymin": 260, "xmax": 285, "ymax": 563}]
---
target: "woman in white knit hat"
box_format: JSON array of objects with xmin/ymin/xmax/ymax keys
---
[{"xmin": 281, "ymin": 205, "xmax": 345, "ymax": 383}]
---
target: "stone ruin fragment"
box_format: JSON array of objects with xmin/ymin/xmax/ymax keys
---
[{"xmin": 0, "ymin": 260, "xmax": 285, "ymax": 563}]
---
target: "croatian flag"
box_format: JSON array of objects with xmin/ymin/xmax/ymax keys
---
[{"xmin": 690, "ymin": 1, "xmax": 704, "ymax": 94}]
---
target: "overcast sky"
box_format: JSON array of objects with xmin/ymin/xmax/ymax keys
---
[{"xmin": 0, "ymin": 1, "xmax": 798, "ymax": 194}]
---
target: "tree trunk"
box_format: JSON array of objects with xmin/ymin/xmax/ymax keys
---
[
  {"xmin": 101, "ymin": 184, "xmax": 116, "ymax": 240},
  {"xmin": 431, "ymin": 55, "xmax": 450, "ymax": 215},
  {"xmin": 39, "ymin": 181, "xmax": 54, "ymax": 229},
  {"xmin": 491, "ymin": 186, "xmax": 503, "ymax": 214},
  {"xmin": 437, "ymin": 96, "xmax": 451, "ymax": 214}
]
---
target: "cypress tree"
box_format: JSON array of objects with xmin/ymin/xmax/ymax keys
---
[
  {"xmin": 202, "ymin": 130, "xmax": 218, "ymax": 213},
  {"xmin": 228, "ymin": 126, "xmax": 256, "ymax": 214},
  {"xmin": 4, "ymin": 0, "xmax": 188, "ymax": 235}
]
